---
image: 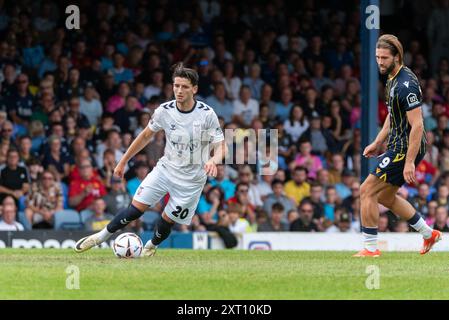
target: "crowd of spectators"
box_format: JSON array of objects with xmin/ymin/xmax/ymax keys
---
[{"xmin": 0, "ymin": 0, "xmax": 446, "ymax": 237}]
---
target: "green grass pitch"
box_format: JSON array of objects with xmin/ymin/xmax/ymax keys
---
[{"xmin": 0, "ymin": 249, "xmax": 448, "ymax": 299}]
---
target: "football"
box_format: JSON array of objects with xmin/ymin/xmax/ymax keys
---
[{"xmin": 112, "ymin": 233, "xmax": 143, "ymax": 258}]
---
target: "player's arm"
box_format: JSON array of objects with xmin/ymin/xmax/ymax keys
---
[
  {"xmin": 404, "ymin": 107, "xmax": 424, "ymax": 185},
  {"xmin": 374, "ymin": 115, "xmax": 390, "ymax": 146},
  {"xmin": 114, "ymin": 127, "xmax": 155, "ymax": 178},
  {"xmin": 204, "ymin": 140, "xmax": 228, "ymax": 177},
  {"xmin": 363, "ymin": 116, "xmax": 390, "ymax": 157}
]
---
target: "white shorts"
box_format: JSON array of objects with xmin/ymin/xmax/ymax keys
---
[{"xmin": 133, "ymin": 164, "xmax": 206, "ymax": 225}]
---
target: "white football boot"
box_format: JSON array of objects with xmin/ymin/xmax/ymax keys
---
[
  {"xmin": 141, "ymin": 240, "xmax": 158, "ymax": 257},
  {"xmin": 74, "ymin": 232, "xmax": 103, "ymax": 253}
]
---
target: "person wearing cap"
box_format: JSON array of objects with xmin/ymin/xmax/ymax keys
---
[
  {"xmin": 80, "ymin": 83, "xmax": 102, "ymax": 127},
  {"xmin": 325, "ymin": 209, "xmax": 355, "ymax": 233}
]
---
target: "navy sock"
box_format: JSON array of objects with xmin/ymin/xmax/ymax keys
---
[
  {"xmin": 107, "ymin": 205, "xmax": 144, "ymax": 233},
  {"xmin": 407, "ymin": 212, "xmax": 421, "ymax": 225},
  {"xmin": 151, "ymin": 218, "xmax": 173, "ymax": 246}
]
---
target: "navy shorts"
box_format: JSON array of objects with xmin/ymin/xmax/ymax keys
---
[{"xmin": 371, "ymin": 149, "xmax": 425, "ymax": 187}]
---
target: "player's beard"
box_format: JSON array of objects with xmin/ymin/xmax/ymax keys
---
[{"xmin": 385, "ymin": 60, "xmax": 396, "ymax": 76}]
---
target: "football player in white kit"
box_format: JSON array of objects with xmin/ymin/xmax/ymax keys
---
[{"xmin": 75, "ymin": 63, "xmax": 228, "ymax": 256}]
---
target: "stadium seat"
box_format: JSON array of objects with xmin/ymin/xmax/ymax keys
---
[
  {"xmin": 54, "ymin": 210, "xmax": 83, "ymax": 230},
  {"xmin": 60, "ymin": 182, "xmax": 69, "ymax": 209},
  {"xmin": 80, "ymin": 209, "xmax": 94, "ymax": 224}
]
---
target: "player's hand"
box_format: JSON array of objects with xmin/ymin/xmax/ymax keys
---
[
  {"xmin": 204, "ymin": 160, "xmax": 217, "ymax": 177},
  {"xmin": 403, "ymin": 162, "xmax": 417, "ymax": 185},
  {"xmin": 113, "ymin": 161, "xmax": 126, "ymax": 179},
  {"xmin": 363, "ymin": 142, "xmax": 379, "ymax": 158}
]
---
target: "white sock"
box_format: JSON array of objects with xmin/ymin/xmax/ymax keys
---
[
  {"xmin": 408, "ymin": 213, "xmax": 433, "ymax": 239},
  {"xmin": 362, "ymin": 227, "xmax": 378, "ymax": 252},
  {"xmin": 145, "ymin": 240, "xmax": 157, "ymax": 248},
  {"xmin": 97, "ymin": 227, "xmax": 113, "ymax": 242}
]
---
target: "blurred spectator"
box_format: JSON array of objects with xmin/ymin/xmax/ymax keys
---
[
  {"xmin": 284, "ymin": 166, "xmax": 310, "ymax": 205},
  {"xmin": 209, "ymin": 164, "xmax": 236, "ymax": 200},
  {"xmin": 262, "ymin": 179, "xmax": 295, "ymax": 220},
  {"xmin": 68, "ymin": 159, "xmax": 106, "ymax": 211},
  {"xmin": 0, "ymin": 149, "xmax": 29, "ymax": 203},
  {"xmin": 222, "ymin": 60, "xmax": 241, "ymax": 100},
  {"xmin": 325, "ymin": 211, "xmax": 355, "ymax": 233},
  {"xmin": 206, "ymin": 82, "xmax": 234, "ymax": 124},
  {"xmin": 328, "ymin": 153, "xmax": 345, "ymax": 185},
  {"xmin": 126, "ymin": 162, "xmax": 149, "ymax": 197},
  {"xmin": 294, "ymin": 140, "xmax": 323, "ymax": 180},
  {"xmin": 114, "ymin": 95, "xmax": 140, "ymax": 134},
  {"xmin": 432, "ymin": 205, "xmax": 449, "ymax": 232},
  {"xmin": 257, "ymin": 203, "xmax": 289, "ymax": 232},
  {"xmin": 284, "ymin": 105, "xmax": 309, "ymax": 144},
  {"xmin": 42, "ymin": 135, "xmax": 71, "ymax": 180},
  {"xmin": 8, "ymin": 73, "xmax": 33, "ymax": 128},
  {"xmin": 410, "ymin": 183, "xmax": 431, "ymax": 217},
  {"xmin": 79, "ymin": 83, "xmax": 102, "ymax": 127},
  {"xmin": 302, "ymin": 182, "xmax": 325, "ymax": 220},
  {"xmin": 197, "ymin": 186, "xmax": 225, "ymax": 224},
  {"xmin": 335, "ymin": 169, "xmax": 356, "ymax": 200},
  {"xmin": 232, "ymin": 85, "xmax": 259, "ymax": 128},
  {"xmin": 103, "ymin": 176, "xmax": 132, "ymax": 215},
  {"xmin": 323, "ymin": 186, "xmax": 341, "ymax": 223},
  {"xmin": 243, "ymin": 63, "xmax": 264, "ymax": 100},
  {"xmin": 84, "ymin": 198, "xmax": 114, "ymax": 231},
  {"xmin": 227, "ymin": 182, "xmax": 256, "ymax": 226},
  {"xmin": 25, "ymin": 170, "xmax": 63, "ymax": 229},
  {"xmin": 227, "ymin": 203, "xmax": 251, "ymax": 233},
  {"xmin": 378, "ymin": 213, "xmax": 391, "ymax": 232},
  {"xmin": 275, "ymin": 87, "xmax": 294, "ymax": 122},
  {"xmin": 290, "ymin": 200, "xmax": 319, "ymax": 232},
  {"xmin": 0, "ymin": 203, "xmax": 24, "ymax": 231}
]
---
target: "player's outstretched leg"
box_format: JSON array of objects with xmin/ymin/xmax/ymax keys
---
[
  {"xmin": 378, "ymin": 188, "xmax": 442, "ymax": 255},
  {"xmin": 75, "ymin": 204, "xmax": 145, "ymax": 253},
  {"xmin": 142, "ymin": 213, "xmax": 174, "ymax": 257}
]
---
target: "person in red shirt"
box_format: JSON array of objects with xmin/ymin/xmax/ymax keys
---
[
  {"xmin": 69, "ymin": 158, "xmax": 106, "ymax": 211},
  {"xmin": 415, "ymin": 159, "xmax": 438, "ymax": 186}
]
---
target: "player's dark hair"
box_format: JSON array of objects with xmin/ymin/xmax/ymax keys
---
[
  {"xmin": 376, "ymin": 34, "xmax": 404, "ymax": 65},
  {"xmin": 171, "ymin": 62, "xmax": 198, "ymax": 86}
]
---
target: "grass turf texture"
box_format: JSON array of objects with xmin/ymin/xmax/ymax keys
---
[{"xmin": 0, "ymin": 249, "xmax": 448, "ymax": 299}]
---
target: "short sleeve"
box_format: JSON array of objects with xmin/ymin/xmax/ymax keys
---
[
  {"xmin": 399, "ymin": 83, "xmax": 422, "ymax": 112},
  {"xmin": 147, "ymin": 107, "xmax": 164, "ymax": 132},
  {"xmin": 207, "ymin": 112, "xmax": 225, "ymax": 144}
]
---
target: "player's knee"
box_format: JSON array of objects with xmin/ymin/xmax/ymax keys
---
[{"xmin": 360, "ymin": 181, "xmax": 377, "ymax": 200}]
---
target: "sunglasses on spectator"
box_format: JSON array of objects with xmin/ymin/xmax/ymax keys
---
[
  {"xmin": 238, "ymin": 189, "xmax": 249, "ymax": 193},
  {"xmin": 18, "ymin": 80, "xmax": 28, "ymax": 84}
]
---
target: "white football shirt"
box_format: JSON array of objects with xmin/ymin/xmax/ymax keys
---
[{"xmin": 147, "ymin": 99, "xmax": 224, "ymax": 183}]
